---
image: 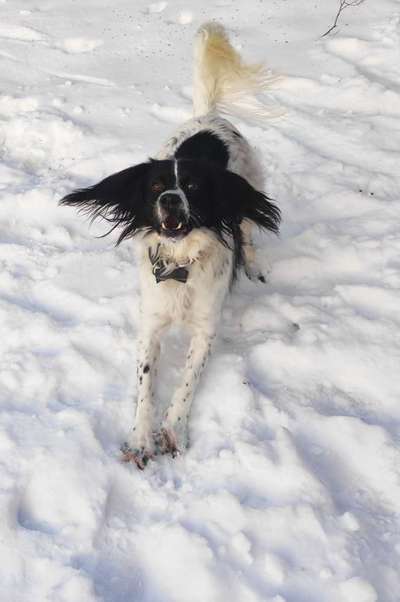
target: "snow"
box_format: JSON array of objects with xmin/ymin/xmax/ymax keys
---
[{"xmin": 0, "ymin": 1, "xmax": 399, "ymax": 601}]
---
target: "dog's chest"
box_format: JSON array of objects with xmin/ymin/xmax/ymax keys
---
[{"xmin": 138, "ymin": 237, "xmax": 232, "ymax": 325}]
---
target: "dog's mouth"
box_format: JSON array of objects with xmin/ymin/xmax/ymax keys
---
[{"xmin": 159, "ymin": 215, "xmax": 190, "ymax": 238}]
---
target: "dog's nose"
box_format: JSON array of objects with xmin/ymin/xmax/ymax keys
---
[{"xmin": 159, "ymin": 193, "xmax": 182, "ymax": 210}]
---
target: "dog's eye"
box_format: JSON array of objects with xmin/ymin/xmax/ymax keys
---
[
  {"xmin": 185, "ymin": 181, "xmax": 198, "ymax": 191},
  {"xmin": 151, "ymin": 181, "xmax": 165, "ymax": 193}
]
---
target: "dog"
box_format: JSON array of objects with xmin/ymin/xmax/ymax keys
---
[{"xmin": 60, "ymin": 23, "xmax": 281, "ymax": 469}]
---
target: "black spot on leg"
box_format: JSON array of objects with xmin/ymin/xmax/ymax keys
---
[
  {"xmin": 139, "ymin": 376, "xmax": 143, "ymax": 384},
  {"xmin": 143, "ymin": 364, "xmax": 150, "ymax": 374}
]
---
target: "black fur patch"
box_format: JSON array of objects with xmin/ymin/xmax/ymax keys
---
[
  {"xmin": 175, "ymin": 131, "xmax": 229, "ymax": 168},
  {"xmin": 59, "ymin": 158, "xmax": 280, "ymax": 281},
  {"xmin": 59, "ymin": 162, "xmax": 154, "ymax": 244}
]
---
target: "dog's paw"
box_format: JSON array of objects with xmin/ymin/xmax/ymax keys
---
[
  {"xmin": 120, "ymin": 442, "xmax": 154, "ymax": 470},
  {"xmin": 154, "ymin": 428, "xmax": 181, "ymax": 458}
]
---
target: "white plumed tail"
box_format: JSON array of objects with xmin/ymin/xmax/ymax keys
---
[{"xmin": 193, "ymin": 22, "xmax": 282, "ymax": 121}]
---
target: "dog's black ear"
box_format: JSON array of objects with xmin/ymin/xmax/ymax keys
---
[
  {"xmin": 214, "ymin": 168, "xmax": 281, "ymax": 235},
  {"xmin": 60, "ymin": 162, "xmax": 151, "ymax": 243}
]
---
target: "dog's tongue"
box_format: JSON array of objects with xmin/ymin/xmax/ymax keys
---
[{"xmin": 164, "ymin": 215, "xmax": 180, "ymax": 230}]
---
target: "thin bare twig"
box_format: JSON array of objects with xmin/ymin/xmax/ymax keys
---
[{"xmin": 321, "ymin": 0, "xmax": 366, "ymax": 38}]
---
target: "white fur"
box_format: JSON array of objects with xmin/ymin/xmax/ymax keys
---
[
  {"xmin": 127, "ymin": 23, "xmax": 275, "ymax": 461},
  {"xmin": 193, "ymin": 22, "xmax": 281, "ymax": 120},
  {"xmin": 131, "ymin": 227, "xmax": 232, "ymax": 454}
]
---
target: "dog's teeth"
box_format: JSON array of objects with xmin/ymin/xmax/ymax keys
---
[
  {"xmin": 176, "ymin": 222, "xmax": 183, "ymax": 230},
  {"xmin": 161, "ymin": 222, "xmax": 167, "ymax": 230}
]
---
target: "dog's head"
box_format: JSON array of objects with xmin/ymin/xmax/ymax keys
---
[{"xmin": 60, "ymin": 159, "xmax": 280, "ymax": 245}]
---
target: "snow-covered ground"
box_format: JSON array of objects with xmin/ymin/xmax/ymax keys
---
[{"xmin": 1, "ymin": 1, "xmax": 400, "ymax": 600}]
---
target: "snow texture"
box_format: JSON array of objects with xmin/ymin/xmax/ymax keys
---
[{"xmin": 0, "ymin": 1, "xmax": 399, "ymax": 601}]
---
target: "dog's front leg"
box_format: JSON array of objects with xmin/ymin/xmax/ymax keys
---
[
  {"xmin": 122, "ymin": 319, "xmax": 166, "ymax": 469},
  {"xmin": 156, "ymin": 328, "xmax": 215, "ymax": 456}
]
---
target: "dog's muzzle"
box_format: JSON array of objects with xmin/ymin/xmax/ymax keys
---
[{"xmin": 157, "ymin": 190, "xmax": 189, "ymax": 237}]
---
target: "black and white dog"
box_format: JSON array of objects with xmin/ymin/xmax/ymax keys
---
[{"xmin": 61, "ymin": 23, "xmax": 280, "ymax": 468}]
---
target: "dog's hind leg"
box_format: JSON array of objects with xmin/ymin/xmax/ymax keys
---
[
  {"xmin": 156, "ymin": 328, "xmax": 216, "ymax": 455},
  {"xmin": 241, "ymin": 219, "xmax": 269, "ymax": 283}
]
